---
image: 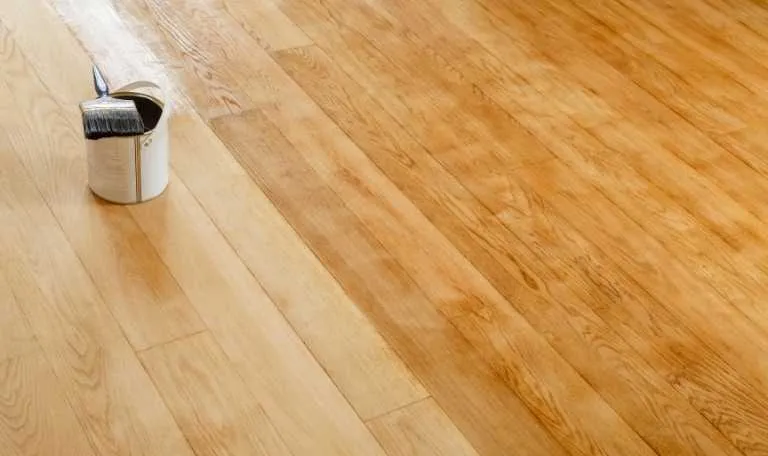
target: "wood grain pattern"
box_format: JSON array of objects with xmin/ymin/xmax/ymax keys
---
[
  {"xmin": 0, "ymin": 352, "xmax": 95, "ymax": 456},
  {"xmin": 212, "ymin": 105, "xmax": 665, "ymax": 456},
  {"xmin": 222, "ymin": 0, "xmax": 312, "ymax": 51},
  {"xmin": 269, "ymin": 42, "xmax": 745, "ymax": 456},
  {"xmin": 0, "ymin": 131, "xmax": 194, "ymax": 455},
  {"xmin": 0, "ymin": 270, "xmax": 36, "ymax": 364},
  {"xmin": 44, "ymin": 0, "xmax": 189, "ymax": 112},
  {"xmin": 210, "ymin": 111, "xmax": 568, "ymax": 455},
  {"xmin": 367, "ymin": 398, "xmax": 479, "ymax": 456},
  {"xmin": 512, "ymin": 159, "xmax": 768, "ymax": 454},
  {"xmin": 0, "ymin": 19, "xmax": 205, "ymax": 351},
  {"xmin": 6, "ymin": 0, "xmax": 768, "ymax": 454},
  {"xmin": 154, "ymin": 114, "xmax": 427, "ymax": 424},
  {"xmin": 139, "ymin": 332, "xmax": 292, "ymax": 456}
]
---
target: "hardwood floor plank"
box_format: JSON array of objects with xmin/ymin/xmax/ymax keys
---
[
  {"xmin": 552, "ymin": 5, "xmax": 748, "ymax": 134},
  {"xmin": 47, "ymin": 0, "xmax": 238, "ymax": 118},
  {"xmin": 367, "ymin": 398, "xmax": 479, "ymax": 456},
  {"xmin": 0, "ymin": 133, "xmax": 194, "ymax": 456},
  {"xmin": 129, "ymin": 173, "xmax": 392, "ymax": 456},
  {"xmin": 146, "ymin": 114, "xmax": 427, "ymax": 422},
  {"xmin": 277, "ymin": 0, "xmax": 553, "ymax": 169},
  {"xmin": 366, "ymin": 0, "xmax": 768, "ymax": 352},
  {"xmin": 552, "ymin": 0, "xmax": 768, "ymax": 128},
  {"xmin": 362, "ymin": 0, "xmax": 621, "ymax": 130},
  {"xmin": 44, "ymin": 0, "xmax": 190, "ymax": 113},
  {"xmin": 212, "ymin": 108, "xmax": 665, "ymax": 456},
  {"xmin": 332, "ymin": 8, "xmax": 768, "ymax": 444},
  {"xmin": 0, "ymin": 269, "xmax": 36, "ymax": 364},
  {"xmin": 0, "ymin": 21, "xmax": 205, "ymax": 351},
  {"xmin": 529, "ymin": 0, "xmax": 768, "ymax": 224},
  {"xmin": 0, "ymin": 0, "xmax": 91, "ymax": 106},
  {"xmin": 430, "ymin": 0, "xmax": 768, "ymax": 345},
  {"xmin": 131, "ymin": 175, "xmax": 388, "ymax": 456},
  {"xmin": 139, "ymin": 332, "xmax": 292, "ymax": 456},
  {"xmin": 606, "ymin": 0, "xmax": 768, "ymax": 101},
  {"xmin": 132, "ymin": 112, "xmax": 418, "ymax": 454},
  {"xmin": 390, "ymin": 0, "xmax": 768, "ymax": 385},
  {"xmin": 718, "ymin": 125, "xmax": 768, "ymax": 179},
  {"xmin": 222, "ymin": 0, "xmax": 313, "ymax": 51},
  {"xmin": 135, "ymin": 0, "xmax": 258, "ymax": 118},
  {"xmin": 6, "ymin": 0, "xmax": 768, "ymax": 454},
  {"xmin": 662, "ymin": 0, "xmax": 768, "ymax": 74},
  {"xmin": 702, "ymin": 0, "xmax": 768, "ymax": 44},
  {"xmin": 0, "ymin": 352, "xmax": 95, "ymax": 456},
  {"xmin": 512, "ymin": 159, "xmax": 768, "ymax": 454},
  {"xmin": 269, "ymin": 43, "xmax": 744, "ymax": 456},
  {"xmin": 459, "ymin": 0, "xmax": 768, "ymax": 228},
  {"xmin": 208, "ymin": 114, "xmax": 567, "ymax": 456}
]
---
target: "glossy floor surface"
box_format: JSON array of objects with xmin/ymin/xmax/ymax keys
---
[{"xmin": 3, "ymin": 0, "xmax": 768, "ymax": 454}]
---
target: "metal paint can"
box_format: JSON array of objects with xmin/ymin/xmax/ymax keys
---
[{"xmin": 86, "ymin": 80, "xmax": 171, "ymax": 204}]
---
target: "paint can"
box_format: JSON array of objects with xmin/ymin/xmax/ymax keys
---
[{"xmin": 86, "ymin": 80, "xmax": 171, "ymax": 204}]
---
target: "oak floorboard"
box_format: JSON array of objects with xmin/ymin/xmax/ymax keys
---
[
  {"xmin": 513, "ymin": 158, "xmax": 768, "ymax": 455},
  {"xmin": 136, "ymin": 113, "xmax": 421, "ymax": 453},
  {"xmin": 7, "ymin": 0, "xmax": 768, "ymax": 455},
  {"xmin": 222, "ymin": 0, "xmax": 313, "ymax": 51},
  {"xmin": 530, "ymin": 0, "xmax": 768, "ymax": 225},
  {"xmin": 0, "ymin": 352, "xmax": 95, "ymax": 456},
  {"xmin": 212, "ymin": 108, "xmax": 666, "ymax": 456},
  {"xmin": 0, "ymin": 131, "xmax": 194, "ymax": 456},
  {"xmin": 0, "ymin": 22, "xmax": 205, "ymax": 351},
  {"xmin": 210, "ymin": 112, "xmax": 566, "ymax": 455},
  {"xmin": 149, "ymin": 114, "xmax": 427, "ymax": 424},
  {"xmin": 410, "ymin": 0, "xmax": 768, "ymax": 374},
  {"xmin": 139, "ymin": 332, "xmax": 292, "ymax": 456},
  {"xmin": 0, "ymin": 268, "xmax": 36, "ymax": 364},
  {"xmin": 44, "ymin": 0, "xmax": 190, "ymax": 113},
  {"xmin": 367, "ymin": 398, "xmax": 479, "ymax": 456},
  {"xmin": 270, "ymin": 43, "xmax": 746, "ymax": 456}
]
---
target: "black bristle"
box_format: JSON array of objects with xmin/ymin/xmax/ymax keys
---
[{"xmin": 83, "ymin": 109, "xmax": 146, "ymax": 140}]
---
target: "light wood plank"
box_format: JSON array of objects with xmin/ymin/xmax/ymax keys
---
[
  {"xmin": 130, "ymin": 113, "xmax": 411, "ymax": 454},
  {"xmin": 139, "ymin": 332, "xmax": 292, "ymax": 456},
  {"xmin": 0, "ymin": 352, "xmax": 95, "ymax": 456},
  {"xmin": 367, "ymin": 398, "xmax": 479, "ymax": 456},
  {"xmin": 43, "ymin": 0, "xmax": 189, "ymax": 112},
  {"xmin": 371, "ymin": 0, "xmax": 768, "ymax": 379},
  {"xmin": 718, "ymin": 125, "xmax": 768, "ymax": 178},
  {"xmin": 142, "ymin": 115, "xmax": 426, "ymax": 421},
  {"xmin": 0, "ymin": 0, "xmax": 91, "ymax": 106},
  {"xmin": 0, "ymin": 13, "xmax": 205, "ymax": 351},
  {"xmin": 7, "ymin": 0, "xmax": 768, "ymax": 455},
  {"xmin": 190, "ymin": 115, "xmax": 566, "ymax": 455},
  {"xmin": 11, "ymin": 0, "xmax": 425, "ymax": 438},
  {"xmin": 660, "ymin": 0, "xmax": 768, "ymax": 77},
  {"xmin": 0, "ymin": 270, "xmax": 36, "ymax": 364},
  {"xmin": 222, "ymin": 0, "xmax": 313, "ymax": 51},
  {"xmin": 0, "ymin": 134, "xmax": 194, "ymax": 455},
  {"xmin": 353, "ymin": 7, "xmax": 768, "ymax": 445}
]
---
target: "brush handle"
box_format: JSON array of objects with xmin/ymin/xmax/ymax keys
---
[{"xmin": 92, "ymin": 65, "xmax": 109, "ymax": 97}]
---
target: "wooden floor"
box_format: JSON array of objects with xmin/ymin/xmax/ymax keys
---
[{"xmin": 6, "ymin": 0, "xmax": 768, "ymax": 454}]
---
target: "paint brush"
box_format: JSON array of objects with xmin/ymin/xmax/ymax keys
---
[{"xmin": 80, "ymin": 65, "xmax": 145, "ymax": 140}]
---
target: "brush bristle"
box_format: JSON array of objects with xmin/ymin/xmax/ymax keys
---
[{"xmin": 81, "ymin": 100, "xmax": 146, "ymax": 140}]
